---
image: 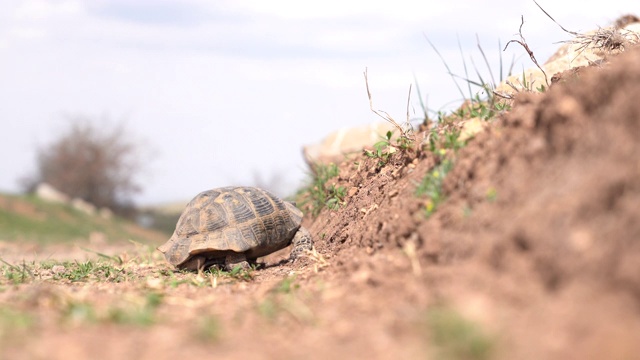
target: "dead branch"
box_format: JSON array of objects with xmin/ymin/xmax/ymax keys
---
[
  {"xmin": 533, "ymin": 0, "xmax": 579, "ymax": 36},
  {"xmin": 504, "ymin": 16, "xmax": 550, "ymax": 88},
  {"xmin": 534, "ymin": 0, "xmax": 638, "ymax": 61},
  {"xmin": 492, "ymin": 91, "xmax": 514, "ymax": 100}
]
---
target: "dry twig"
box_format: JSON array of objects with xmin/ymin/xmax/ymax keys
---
[
  {"xmin": 504, "ymin": 15, "xmax": 550, "ymax": 88},
  {"xmin": 363, "ymin": 68, "xmax": 415, "ymax": 141},
  {"xmin": 534, "ymin": 0, "xmax": 638, "ymax": 59}
]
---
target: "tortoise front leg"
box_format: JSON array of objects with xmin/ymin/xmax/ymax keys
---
[{"xmin": 290, "ymin": 226, "xmax": 313, "ymax": 260}]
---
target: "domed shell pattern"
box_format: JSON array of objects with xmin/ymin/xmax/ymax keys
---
[{"xmin": 158, "ymin": 186, "xmax": 303, "ymax": 269}]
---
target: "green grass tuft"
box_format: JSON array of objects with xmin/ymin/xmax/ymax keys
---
[
  {"xmin": 297, "ymin": 163, "xmax": 346, "ymax": 217},
  {"xmin": 0, "ymin": 193, "xmax": 164, "ymax": 244}
]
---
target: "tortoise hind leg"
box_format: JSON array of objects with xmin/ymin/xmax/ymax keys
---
[
  {"xmin": 224, "ymin": 252, "xmax": 250, "ymax": 271},
  {"xmin": 290, "ymin": 226, "xmax": 313, "ymax": 260}
]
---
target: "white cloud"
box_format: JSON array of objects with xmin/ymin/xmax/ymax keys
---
[{"xmin": 14, "ymin": 0, "xmax": 82, "ymax": 20}]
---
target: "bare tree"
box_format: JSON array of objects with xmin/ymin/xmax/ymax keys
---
[{"xmin": 23, "ymin": 116, "xmax": 147, "ymax": 216}]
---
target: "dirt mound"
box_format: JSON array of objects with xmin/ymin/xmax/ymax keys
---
[
  {"xmin": 3, "ymin": 43, "xmax": 640, "ymax": 360},
  {"xmin": 307, "ymin": 45, "xmax": 640, "ymax": 359}
]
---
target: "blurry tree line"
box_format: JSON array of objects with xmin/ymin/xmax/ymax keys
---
[{"xmin": 22, "ymin": 116, "xmax": 148, "ymax": 219}]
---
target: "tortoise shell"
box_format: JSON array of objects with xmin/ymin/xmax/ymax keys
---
[{"xmin": 158, "ymin": 186, "xmax": 305, "ymax": 270}]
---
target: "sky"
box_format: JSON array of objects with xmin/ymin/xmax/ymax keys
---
[{"xmin": 0, "ymin": 0, "xmax": 636, "ymax": 205}]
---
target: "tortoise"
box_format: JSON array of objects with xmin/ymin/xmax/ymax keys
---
[{"xmin": 158, "ymin": 186, "xmax": 313, "ymax": 271}]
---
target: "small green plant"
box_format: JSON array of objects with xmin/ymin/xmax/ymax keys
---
[
  {"xmin": 52, "ymin": 260, "xmax": 127, "ymax": 283},
  {"xmin": 364, "ymin": 130, "xmax": 395, "ymax": 167},
  {"xmin": 63, "ymin": 292, "xmax": 163, "ymax": 327},
  {"xmin": 427, "ymin": 127, "xmax": 465, "ymax": 154},
  {"xmin": 325, "ymin": 184, "xmax": 347, "ymax": 210},
  {"xmin": 0, "ymin": 307, "xmax": 35, "ymax": 344},
  {"xmin": 0, "ymin": 259, "xmax": 34, "ymax": 285},
  {"xmin": 494, "ymin": 102, "xmax": 510, "ymax": 112},
  {"xmin": 107, "ymin": 292, "xmax": 163, "ymax": 326},
  {"xmin": 363, "ymin": 68, "xmax": 416, "ymax": 166},
  {"xmin": 0, "ymin": 193, "xmax": 163, "ymax": 244},
  {"xmin": 297, "ymin": 163, "xmax": 346, "ymax": 217},
  {"xmin": 258, "ymin": 276, "xmax": 298, "ymax": 320},
  {"xmin": 470, "ymin": 97, "xmax": 512, "ymax": 121},
  {"xmin": 0, "ymin": 304, "xmax": 39, "ymax": 348},
  {"xmin": 425, "ymin": 306, "xmax": 495, "ymax": 360},
  {"xmin": 425, "ymin": 34, "xmax": 515, "ymax": 122},
  {"xmin": 485, "ymin": 187, "xmax": 498, "ymax": 202},
  {"xmin": 202, "ymin": 263, "xmax": 254, "ymax": 279},
  {"xmin": 276, "ymin": 276, "xmax": 299, "ymax": 294},
  {"xmin": 469, "ymin": 95, "xmax": 493, "ymax": 120},
  {"xmin": 257, "ymin": 276, "xmax": 313, "ymax": 324},
  {"xmin": 363, "ymin": 130, "xmax": 414, "ymax": 168},
  {"xmin": 416, "ymin": 159, "xmax": 454, "ymax": 217},
  {"xmin": 63, "ymin": 301, "xmax": 98, "ymax": 325},
  {"xmin": 462, "ymin": 205, "xmax": 473, "ymax": 218},
  {"xmin": 196, "ymin": 314, "xmax": 222, "ymax": 342},
  {"xmin": 417, "ymin": 126, "xmax": 466, "ymax": 218},
  {"xmin": 68, "ymin": 260, "xmax": 94, "ymax": 281},
  {"xmin": 81, "ymin": 247, "xmax": 124, "ymax": 265}
]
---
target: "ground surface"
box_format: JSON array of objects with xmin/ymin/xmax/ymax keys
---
[{"xmin": 2, "ymin": 45, "xmax": 640, "ymax": 360}]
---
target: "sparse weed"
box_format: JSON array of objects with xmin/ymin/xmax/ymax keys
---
[
  {"xmin": 63, "ymin": 292, "xmax": 163, "ymax": 327},
  {"xmin": 107, "ymin": 292, "xmax": 163, "ymax": 326},
  {"xmin": 196, "ymin": 314, "xmax": 222, "ymax": 342},
  {"xmin": 462, "ymin": 205, "xmax": 473, "ymax": 218},
  {"xmin": 258, "ymin": 276, "xmax": 313, "ymax": 324},
  {"xmin": 53, "ymin": 260, "xmax": 127, "ymax": 283},
  {"xmin": 276, "ymin": 276, "xmax": 299, "ymax": 294},
  {"xmin": 445, "ymin": 96, "xmax": 511, "ymax": 123},
  {"xmin": 486, "ymin": 187, "xmax": 498, "ymax": 202},
  {"xmin": 416, "ymin": 126, "xmax": 465, "ymax": 217},
  {"xmin": 504, "ymin": 68, "xmax": 546, "ymax": 95},
  {"xmin": 363, "ymin": 130, "xmax": 415, "ymax": 168},
  {"xmin": 81, "ymin": 247, "xmax": 124, "ymax": 265},
  {"xmin": 0, "ymin": 307, "xmax": 35, "ymax": 344},
  {"xmin": 425, "ymin": 306, "xmax": 495, "ymax": 360},
  {"xmin": 425, "ymin": 34, "xmax": 515, "ymax": 122},
  {"xmin": 126, "ymin": 240, "xmax": 162, "ymax": 265},
  {"xmin": 207, "ymin": 265, "xmax": 255, "ymax": 282},
  {"xmin": 325, "ymin": 184, "xmax": 347, "ymax": 210},
  {"xmin": 363, "ymin": 68, "xmax": 416, "ymax": 163},
  {"xmin": 63, "ymin": 301, "xmax": 98, "ymax": 325},
  {"xmin": 0, "ymin": 259, "xmax": 34, "ymax": 285},
  {"xmin": 297, "ymin": 162, "xmax": 346, "ymax": 217},
  {"xmin": 364, "ymin": 130, "xmax": 396, "ymax": 167},
  {"xmin": 0, "ymin": 258, "xmax": 130, "ymax": 286},
  {"xmin": 164, "ymin": 265, "xmax": 255, "ymax": 289},
  {"xmin": 166, "ymin": 271, "xmax": 191, "ymax": 288},
  {"xmin": 67, "ymin": 260, "xmax": 94, "ymax": 281},
  {"xmin": 0, "ymin": 193, "xmax": 163, "ymax": 244},
  {"xmin": 431, "ymin": 128, "xmax": 465, "ymax": 153},
  {"xmin": 416, "ymin": 159, "xmax": 454, "ymax": 217}
]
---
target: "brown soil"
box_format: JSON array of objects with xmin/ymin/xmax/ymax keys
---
[{"xmin": 2, "ymin": 46, "xmax": 640, "ymax": 360}]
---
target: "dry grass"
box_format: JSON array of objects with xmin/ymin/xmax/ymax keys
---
[
  {"xmin": 535, "ymin": 0, "xmax": 640, "ymax": 57},
  {"xmin": 363, "ymin": 68, "xmax": 416, "ymax": 144}
]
